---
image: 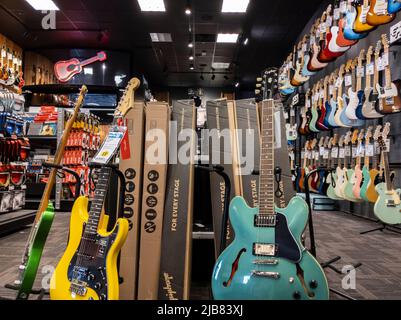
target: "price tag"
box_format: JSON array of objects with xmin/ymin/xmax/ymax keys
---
[
  {"xmin": 290, "ymin": 109, "xmax": 295, "ymax": 117},
  {"xmin": 319, "ymin": 147, "xmax": 325, "ymax": 156},
  {"xmin": 386, "ymin": 138, "xmax": 391, "ymax": 152},
  {"xmin": 302, "ymin": 43, "xmax": 307, "ymax": 52},
  {"xmin": 320, "ymin": 23, "xmax": 326, "ymax": 33},
  {"xmin": 319, "ymin": 90, "xmax": 324, "ymax": 99},
  {"xmin": 352, "ymin": 146, "xmax": 358, "ymax": 156},
  {"xmin": 339, "ymin": 148, "xmax": 345, "ymax": 158},
  {"xmin": 92, "ymin": 127, "xmax": 127, "ymax": 164},
  {"xmin": 345, "ymin": 147, "xmax": 351, "ymax": 157},
  {"xmin": 326, "ymin": 16, "xmax": 333, "ymax": 27},
  {"xmin": 390, "ymin": 21, "xmax": 401, "ymax": 44},
  {"xmin": 310, "ymin": 36, "xmax": 316, "ymax": 46},
  {"xmin": 374, "ymin": 141, "xmax": 380, "ymax": 155},
  {"xmin": 306, "ymin": 99, "xmax": 311, "ymax": 108},
  {"xmin": 334, "ymin": 8, "xmax": 341, "ymax": 20},
  {"xmin": 336, "ymin": 77, "xmax": 343, "ymax": 87},
  {"xmin": 307, "ymin": 151, "xmax": 312, "ymax": 159},
  {"xmin": 323, "ymin": 149, "xmax": 330, "ymax": 159},
  {"xmin": 311, "ymin": 151, "xmax": 316, "ymax": 159},
  {"xmin": 315, "ymin": 152, "xmax": 320, "ymax": 161},
  {"xmin": 366, "ymin": 144, "xmax": 374, "ymax": 156},
  {"xmin": 382, "ymin": 52, "xmax": 389, "ymax": 67},
  {"xmin": 290, "ymin": 152, "xmax": 295, "ymax": 161},
  {"xmin": 357, "ymin": 144, "xmax": 365, "ymax": 156},
  {"xmin": 340, "ymin": 1, "xmax": 347, "ymax": 13},
  {"xmin": 345, "ymin": 74, "xmax": 352, "ymax": 87},
  {"xmin": 366, "ymin": 63, "xmax": 375, "ymax": 76},
  {"xmin": 357, "ymin": 66, "xmax": 365, "ymax": 78},
  {"xmin": 1, "ymin": 49, "xmax": 5, "ymax": 58},
  {"xmin": 7, "ymin": 52, "xmax": 12, "ymax": 60},
  {"xmin": 284, "ymin": 112, "xmax": 289, "ymax": 120},
  {"xmin": 301, "ymin": 151, "xmax": 305, "ymax": 159},
  {"xmin": 377, "ymin": 57, "xmax": 385, "ymax": 71},
  {"xmin": 331, "ymin": 147, "xmax": 339, "ymax": 158},
  {"xmin": 288, "ymin": 61, "xmax": 293, "ymax": 69},
  {"xmin": 329, "ymin": 85, "xmax": 334, "ymax": 95}
]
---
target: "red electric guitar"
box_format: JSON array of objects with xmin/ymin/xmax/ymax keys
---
[{"xmin": 54, "ymin": 51, "xmax": 107, "ymax": 82}]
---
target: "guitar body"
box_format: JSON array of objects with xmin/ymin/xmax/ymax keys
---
[
  {"xmin": 302, "ymin": 54, "xmax": 316, "ymax": 77},
  {"xmin": 309, "ymin": 107, "xmax": 320, "ymax": 133},
  {"xmin": 308, "ymin": 44, "xmax": 328, "ymax": 71},
  {"xmin": 337, "ymin": 18, "xmax": 358, "ymax": 46},
  {"xmin": 50, "ymin": 197, "xmax": 129, "ymax": 300},
  {"xmin": 328, "ymin": 27, "xmax": 350, "ymax": 53},
  {"xmin": 317, "ymin": 171, "xmax": 328, "ymax": 195},
  {"xmin": 280, "ymin": 84, "xmax": 296, "ymax": 96},
  {"xmin": 334, "ymin": 167, "xmax": 347, "ymax": 198},
  {"xmin": 353, "ymin": 3, "xmax": 377, "ymax": 33},
  {"xmin": 354, "ymin": 90, "xmax": 367, "ymax": 119},
  {"xmin": 367, "ymin": 0, "xmax": 395, "ymax": 26},
  {"xmin": 323, "ymin": 100, "xmax": 333, "ymax": 128},
  {"xmin": 388, "ymin": 0, "xmax": 401, "ymax": 13},
  {"xmin": 374, "ymin": 184, "xmax": 401, "ymax": 225},
  {"xmin": 334, "ymin": 96, "xmax": 349, "ymax": 127},
  {"xmin": 16, "ymin": 204, "xmax": 55, "ymax": 299},
  {"xmin": 342, "ymin": 169, "xmax": 362, "ymax": 202},
  {"xmin": 352, "ymin": 166, "xmax": 363, "ymax": 199},
  {"xmin": 54, "ymin": 58, "xmax": 82, "ymax": 83},
  {"xmin": 340, "ymin": 94, "xmax": 364, "ymax": 127},
  {"xmin": 327, "ymin": 98, "xmax": 339, "ymax": 127},
  {"xmin": 327, "ymin": 172, "xmax": 343, "ymax": 200},
  {"xmin": 360, "ymin": 167, "xmax": 373, "ymax": 202},
  {"xmin": 291, "ymin": 61, "xmax": 309, "ymax": 86},
  {"xmin": 345, "ymin": 88, "xmax": 360, "ymax": 120},
  {"xmin": 376, "ymin": 83, "xmax": 401, "ymax": 114},
  {"xmin": 344, "ymin": 7, "xmax": 369, "ymax": 40},
  {"xmin": 212, "ymin": 196, "xmax": 329, "ymax": 300},
  {"xmin": 362, "ymin": 88, "xmax": 383, "ymax": 118},
  {"xmin": 318, "ymin": 38, "xmax": 340, "ymax": 63},
  {"xmin": 286, "ymin": 124, "xmax": 298, "ymax": 141},
  {"xmin": 295, "ymin": 168, "xmax": 303, "ymax": 192},
  {"xmin": 298, "ymin": 168, "xmax": 307, "ymax": 192},
  {"xmin": 365, "ymin": 168, "xmax": 380, "ymax": 202},
  {"xmin": 310, "ymin": 166, "xmax": 320, "ymax": 193},
  {"xmin": 317, "ymin": 103, "xmax": 329, "ymax": 131}
]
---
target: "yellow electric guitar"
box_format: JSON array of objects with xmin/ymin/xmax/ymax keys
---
[{"xmin": 50, "ymin": 78, "xmax": 141, "ymax": 300}]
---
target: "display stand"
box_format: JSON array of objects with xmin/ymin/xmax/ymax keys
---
[
  {"xmin": 304, "ymin": 168, "xmax": 361, "ymax": 301},
  {"xmin": 360, "ymin": 223, "xmax": 401, "ymax": 235}
]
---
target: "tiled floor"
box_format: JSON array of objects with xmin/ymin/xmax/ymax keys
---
[{"xmin": 0, "ymin": 210, "xmax": 400, "ymax": 300}]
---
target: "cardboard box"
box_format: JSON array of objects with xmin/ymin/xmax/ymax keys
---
[
  {"xmin": 137, "ymin": 102, "xmax": 170, "ymax": 300},
  {"xmin": 158, "ymin": 100, "xmax": 196, "ymax": 300},
  {"xmin": 119, "ymin": 102, "xmax": 145, "ymax": 300}
]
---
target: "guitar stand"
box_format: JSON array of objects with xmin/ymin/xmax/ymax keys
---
[
  {"xmin": 304, "ymin": 169, "xmax": 361, "ymax": 301},
  {"xmin": 1, "ymin": 164, "xmax": 83, "ymax": 300},
  {"xmin": 360, "ymin": 223, "xmax": 401, "ymax": 236}
]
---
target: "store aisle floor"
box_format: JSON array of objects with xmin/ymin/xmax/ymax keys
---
[{"xmin": 0, "ymin": 210, "xmax": 400, "ymax": 300}]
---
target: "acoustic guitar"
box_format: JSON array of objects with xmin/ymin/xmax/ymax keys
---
[
  {"xmin": 212, "ymin": 68, "xmax": 329, "ymax": 300},
  {"xmin": 13, "ymin": 86, "xmax": 88, "ymax": 300},
  {"xmin": 367, "ymin": 0, "xmax": 395, "ymax": 26},
  {"xmin": 353, "ymin": 0, "xmax": 378, "ymax": 33},
  {"xmin": 50, "ymin": 78, "xmax": 141, "ymax": 300}
]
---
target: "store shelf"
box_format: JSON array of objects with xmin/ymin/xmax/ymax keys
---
[
  {"xmin": 0, "ymin": 210, "xmax": 37, "ymax": 236},
  {"xmin": 23, "ymin": 84, "xmax": 122, "ymax": 95},
  {"xmin": 27, "ymin": 136, "xmax": 57, "ymax": 140}
]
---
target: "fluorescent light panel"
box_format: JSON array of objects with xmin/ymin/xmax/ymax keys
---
[
  {"xmin": 137, "ymin": 0, "xmax": 165, "ymax": 12},
  {"xmin": 222, "ymin": 0, "xmax": 250, "ymax": 13},
  {"xmin": 26, "ymin": 0, "xmax": 59, "ymax": 11},
  {"xmin": 212, "ymin": 62, "xmax": 230, "ymax": 69},
  {"xmin": 217, "ymin": 33, "xmax": 239, "ymax": 43},
  {"xmin": 150, "ymin": 33, "xmax": 172, "ymax": 42}
]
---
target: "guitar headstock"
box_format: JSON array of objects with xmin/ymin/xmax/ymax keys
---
[
  {"xmin": 357, "ymin": 129, "xmax": 365, "ymax": 145},
  {"xmin": 373, "ymin": 125, "xmax": 383, "ymax": 142},
  {"xmin": 345, "ymin": 60, "xmax": 353, "ymax": 73},
  {"xmin": 332, "ymin": 133, "xmax": 339, "ymax": 147},
  {"xmin": 318, "ymin": 136, "xmax": 325, "ymax": 148},
  {"xmin": 344, "ymin": 131, "xmax": 352, "ymax": 146},
  {"xmin": 328, "ymin": 137, "xmax": 334, "ymax": 149},
  {"xmin": 351, "ymin": 129, "xmax": 359, "ymax": 145},
  {"xmin": 262, "ymin": 68, "xmax": 279, "ymax": 100},
  {"xmin": 114, "ymin": 77, "xmax": 141, "ymax": 118},
  {"xmin": 381, "ymin": 34, "xmax": 389, "ymax": 53},
  {"xmin": 324, "ymin": 136, "xmax": 331, "ymax": 148},
  {"xmin": 366, "ymin": 45, "xmax": 374, "ymax": 65},
  {"xmin": 378, "ymin": 122, "xmax": 391, "ymax": 151},
  {"xmin": 365, "ymin": 126, "xmax": 373, "ymax": 145},
  {"xmin": 338, "ymin": 135, "xmax": 345, "ymax": 148},
  {"xmin": 351, "ymin": 57, "xmax": 359, "ymax": 70},
  {"xmin": 375, "ymin": 40, "xmax": 382, "ymax": 60},
  {"xmin": 310, "ymin": 138, "xmax": 318, "ymax": 150},
  {"xmin": 304, "ymin": 140, "xmax": 310, "ymax": 151},
  {"xmin": 358, "ymin": 49, "xmax": 365, "ymax": 68}
]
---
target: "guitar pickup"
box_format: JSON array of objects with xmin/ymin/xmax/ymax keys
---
[
  {"xmin": 253, "ymin": 243, "xmax": 277, "ymax": 257},
  {"xmin": 386, "ymin": 199, "xmax": 397, "ymax": 208},
  {"xmin": 254, "ymin": 215, "xmax": 276, "ymax": 228},
  {"xmin": 253, "ymin": 259, "xmax": 279, "ymax": 265},
  {"xmin": 251, "ymin": 271, "xmax": 280, "ymax": 279}
]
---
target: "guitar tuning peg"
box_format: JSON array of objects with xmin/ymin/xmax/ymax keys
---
[
  {"xmin": 256, "ymin": 77, "xmax": 263, "ymax": 82},
  {"xmin": 256, "ymin": 83, "xmax": 262, "ymax": 88},
  {"xmin": 255, "ymin": 89, "xmax": 261, "ymax": 94}
]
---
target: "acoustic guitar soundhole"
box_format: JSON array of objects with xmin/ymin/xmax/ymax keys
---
[{"xmin": 223, "ymin": 248, "xmax": 247, "ymax": 288}]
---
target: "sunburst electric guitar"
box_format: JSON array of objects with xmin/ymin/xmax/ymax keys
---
[
  {"xmin": 13, "ymin": 86, "xmax": 88, "ymax": 300},
  {"xmin": 50, "ymin": 78, "xmax": 140, "ymax": 300},
  {"xmin": 211, "ymin": 68, "xmax": 329, "ymax": 300}
]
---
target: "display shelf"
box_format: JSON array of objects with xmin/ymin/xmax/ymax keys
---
[
  {"xmin": 27, "ymin": 136, "xmax": 57, "ymax": 140},
  {"xmin": 0, "ymin": 210, "xmax": 36, "ymax": 236},
  {"xmin": 23, "ymin": 84, "xmax": 122, "ymax": 95}
]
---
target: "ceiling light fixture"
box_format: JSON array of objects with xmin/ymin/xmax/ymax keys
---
[
  {"xmin": 189, "ymin": 55, "xmax": 194, "ymax": 61},
  {"xmin": 188, "ymin": 41, "xmax": 193, "ymax": 48},
  {"xmin": 221, "ymin": 0, "xmax": 250, "ymax": 13},
  {"xmin": 217, "ymin": 33, "xmax": 239, "ymax": 43},
  {"xmin": 102, "ymin": 63, "xmax": 106, "ymax": 70},
  {"xmin": 212, "ymin": 62, "xmax": 230, "ymax": 69},
  {"xmin": 150, "ymin": 33, "xmax": 172, "ymax": 42},
  {"xmin": 25, "ymin": 0, "xmax": 60, "ymax": 11},
  {"xmin": 185, "ymin": 0, "xmax": 192, "ymax": 15},
  {"xmin": 137, "ymin": 0, "xmax": 166, "ymax": 12},
  {"xmin": 235, "ymin": 82, "xmax": 240, "ymax": 88},
  {"xmin": 190, "ymin": 65, "xmax": 194, "ymax": 70},
  {"xmin": 243, "ymin": 38, "xmax": 249, "ymax": 45}
]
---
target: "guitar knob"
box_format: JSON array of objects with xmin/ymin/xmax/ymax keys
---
[
  {"xmin": 94, "ymin": 282, "xmax": 102, "ymax": 290},
  {"xmin": 293, "ymin": 291, "xmax": 301, "ymax": 300},
  {"xmin": 88, "ymin": 273, "xmax": 95, "ymax": 281},
  {"xmin": 309, "ymin": 280, "xmax": 318, "ymax": 289},
  {"xmin": 100, "ymin": 293, "xmax": 107, "ymax": 300}
]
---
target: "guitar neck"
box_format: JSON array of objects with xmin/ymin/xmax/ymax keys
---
[
  {"xmin": 383, "ymin": 151, "xmax": 393, "ymax": 191},
  {"xmin": 79, "ymin": 56, "xmax": 103, "ymax": 68},
  {"xmin": 385, "ymin": 65, "xmax": 392, "ymax": 89}
]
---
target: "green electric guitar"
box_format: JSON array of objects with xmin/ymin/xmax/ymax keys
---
[
  {"xmin": 13, "ymin": 86, "xmax": 88, "ymax": 299},
  {"xmin": 374, "ymin": 123, "xmax": 401, "ymax": 225}
]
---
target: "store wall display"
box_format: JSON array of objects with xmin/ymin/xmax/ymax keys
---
[
  {"xmin": 119, "ymin": 102, "xmax": 145, "ymax": 300},
  {"xmin": 158, "ymin": 100, "xmax": 196, "ymax": 300},
  {"xmin": 0, "ymin": 33, "xmax": 24, "ymax": 90},
  {"xmin": 14, "ymin": 85, "xmax": 87, "ymax": 300},
  {"xmin": 24, "ymin": 51, "xmax": 57, "ymax": 86},
  {"xmin": 137, "ymin": 102, "xmax": 170, "ymax": 300},
  {"xmin": 212, "ymin": 69, "xmax": 329, "ymax": 301},
  {"xmin": 50, "ymin": 79, "xmax": 140, "ymax": 301}
]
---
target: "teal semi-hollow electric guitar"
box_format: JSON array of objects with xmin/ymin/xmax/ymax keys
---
[
  {"xmin": 211, "ymin": 69, "xmax": 329, "ymax": 300},
  {"xmin": 374, "ymin": 123, "xmax": 401, "ymax": 225},
  {"xmin": 13, "ymin": 86, "xmax": 88, "ymax": 299}
]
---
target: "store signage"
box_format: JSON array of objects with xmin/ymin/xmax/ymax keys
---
[{"xmin": 54, "ymin": 51, "xmax": 107, "ymax": 82}]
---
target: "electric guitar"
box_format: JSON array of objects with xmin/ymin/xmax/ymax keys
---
[
  {"xmin": 333, "ymin": 63, "xmax": 349, "ymax": 127},
  {"xmin": 328, "ymin": 0, "xmax": 352, "ymax": 54},
  {"xmin": 344, "ymin": 0, "xmax": 369, "ymax": 40},
  {"xmin": 291, "ymin": 40, "xmax": 310, "ymax": 86},
  {"xmin": 319, "ymin": 5, "xmax": 342, "ymax": 63},
  {"xmin": 367, "ymin": 0, "xmax": 396, "ymax": 26},
  {"xmin": 317, "ymin": 77, "xmax": 330, "ymax": 131},
  {"xmin": 54, "ymin": 51, "xmax": 107, "ymax": 82},
  {"xmin": 337, "ymin": 6, "xmax": 359, "ymax": 47},
  {"xmin": 353, "ymin": 0, "xmax": 378, "ymax": 33},
  {"xmin": 302, "ymin": 27, "xmax": 318, "ymax": 76},
  {"xmin": 211, "ymin": 68, "xmax": 329, "ymax": 300},
  {"xmin": 360, "ymin": 125, "xmax": 380, "ymax": 202},
  {"xmin": 309, "ymin": 83, "xmax": 321, "ymax": 133},
  {"xmin": 285, "ymin": 104, "xmax": 298, "ymax": 141},
  {"xmin": 325, "ymin": 71, "xmax": 339, "ymax": 128},
  {"xmin": 376, "ymin": 34, "xmax": 401, "ymax": 114},
  {"xmin": 13, "ymin": 86, "xmax": 88, "ymax": 300},
  {"xmin": 374, "ymin": 123, "xmax": 401, "ymax": 225},
  {"xmin": 345, "ymin": 49, "xmax": 365, "ymax": 120},
  {"xmin": 334, "ymin": 131, "xmax": 352, "ymax": 199},
  {"xmin": 296, "ymin": 140, "xmax": 310, "ymax": 192},
  {"xmin": 279, "ymin": 57, "xmax": 296, "ymax": 96},
  {"xmin": 50, "ymin": 78, "xmax": 141, "ymax": 300},
  {"xmin": 361, "ymin": 44, "xmax": 384, "ymax": 118},
  {"xmin": 351, "ymin": 129, "xmax": 369, "ymax": 200},
  {"xmin": 308, "ymin": 17, "xmax": 329, "ymax": 71},
  {"xmin": 388, "ymin": 0, "xmax": 401, "ymax": 13},
  {"xmin": 317, "ymin": 136, "xmax": 331, "ymax": 195},
  {"xmin": 327, "ymin": 134, "xmax": 344, "ymax": 200},
  {"xmin": 309, "ymin": 138, "xmax": 320, "ymax": 193},
  {"xmin": 298, "ymin": 92, "xmax": 311, "ymax": 136}
]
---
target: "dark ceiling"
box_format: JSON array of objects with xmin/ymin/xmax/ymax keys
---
[{"xmin": 0, "ymin": 0, "xmax": 326, "ymax": 89}]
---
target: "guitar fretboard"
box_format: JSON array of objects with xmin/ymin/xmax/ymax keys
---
[{"xmin": 259, "ymin": 99, "xmax": 275, "ymax": 215}]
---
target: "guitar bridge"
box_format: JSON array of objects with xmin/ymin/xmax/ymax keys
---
[
  {"xmin": 253, "ymin": 259, "xmax": 279, "ymax": 265},
  {"xmin": 69, "ymin": 280, "xmax": 87, "ymax": 297},
  {"xmin": 251, "ymin": 271, "xmax": 280, "ymax": 279}
]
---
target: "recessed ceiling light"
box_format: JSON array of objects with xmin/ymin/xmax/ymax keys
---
[
  {"xmin": 185, "ymin": 8, "xmax": 191, "ymax": 15},
  {"xmin": 188, "ymin": 42, "xmax": 193, "ymax": 48},
  {"xmin": 243, "ymin": 38, "xmax": 249, "ymax": 45},
  {"xmin": 217, "ymin": 33, "xmax": 239, "ymax": 43},
  {"xmin": 235, "ymin": 82, "xmax": 240, "ymax": 87},
  {"xmin": 190, "ymin": 65, "xmax": 194, "ymax": 70},
  {"xmin": 212, "ymin": 62, "xmax": 230, "ymax": 69},
  {"xmin": 137, "ymin": 0, "xmax": 165, "ymax": 12},
  {"xmin": 189, "ymin": 55, "xmax": 194, "ymax": 61},
  {"xmin": 150, "ymin": 33, "xmax": 172, "ymax": 42},
  {"xmin": 222, "ymin": 0, "xmax": 250, "ymax": 13},
  {"xmin": 102, "ymin": 63, "xmax": 106, "ymax": 70},
  {"xmin": 25, "ymin": 0, "xmax": 59, "ymax": 11}
]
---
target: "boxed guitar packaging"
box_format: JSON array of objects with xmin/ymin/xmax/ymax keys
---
[
  {"xmin": 137, "ymin": 102, "xmax": 170, "ymax": 300},
  {"xmin": 158, "ymin": 100, "xmax": 196, "ymax": 300},
  {"xmin": 119, "ymin": 102, "xmax": 145, "ymax": 300}
]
